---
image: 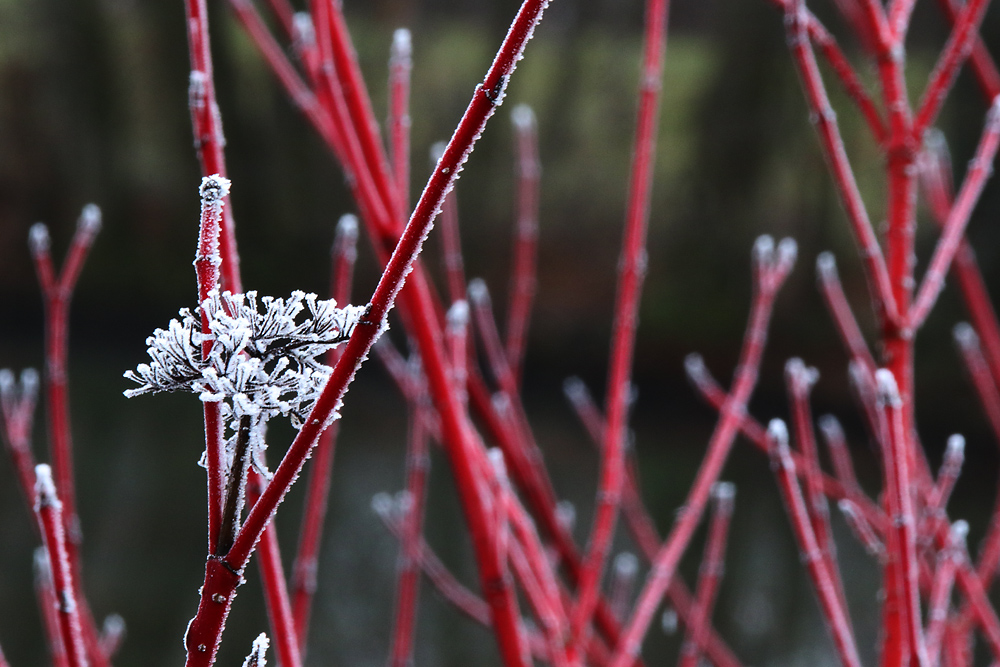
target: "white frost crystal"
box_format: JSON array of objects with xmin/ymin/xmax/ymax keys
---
[{"xmin": 124, "ymin": 289, "xmax": 365, "ymax": 431}]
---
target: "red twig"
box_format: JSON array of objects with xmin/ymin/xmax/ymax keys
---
[
  {"xmin": 570, "ymin": 0, "xmax": 671, "ymax": 649},
  {"xmin": 935, "ymin": 0, "xmax": 1000, "ymax": 100},
  {"xmin": 432, "ymin": 142, "xmax": 467, "ymax": 306},
  {"xmin": 928, "ymin": 435, "xmax": 965, "ymax": 518},
  {"xmin": 241, "ymin": 633, "xmax": 270, "ymax": 667},
  {"xmin": 912, "ymin": 0, "xmax": 994, "ymax": 141},
  {"xmin": 505, "ymin": 104, "xmax": 540, "ymax": 386},
  {"xmin": 910, "ymin": 100, "xmax": 1000, "ymax": 330},
  {"xmin": 34, "ymin": 548, "xmax": 69, "ymax": 667},
  {"xmin": 0, "ymin": 368, "xmax": 41, "ymax": 508},
  {"xmin": 926, "ymin": 522, "xmax": 966, "ymax": 666},
  {"xmin": 389, "ymin": 29, "xmax": 412, "ymax": 222},
  {"xmin": 609, "ymin": 238, "xmax": 795, "ymax": 666},
  {"xmin": 291, "ymin": 214, "xmax": 359, "ymax": 650},
  {"xmin": 676, "ymin": 482, "xmax": 734, "ymax": 667},
  {"xmin": 34, "ymin": 465, "xmax": 88, "ymax": 667}
]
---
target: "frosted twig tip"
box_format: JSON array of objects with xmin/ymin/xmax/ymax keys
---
[
  {"xmin": 200, "ymin": 175, "xmax": 231, "ymax": 204},
  {"xmin": 785, "ymin": 357, "xmax": 819, "ymax": 388},
  {"xmin": 776, "ymin": 237, "xmax": 797, "ymax": 271},
  {"xmin": 78, "ymin": 203, "xmax": 102, "ymax": 235},
  {"xmin": 33, "ymin": 546, "xmax": 52, "ymax": 583},
  {"xmin": 292, "ymin": 13, "xmax": 315, "ymax": 50},
  {"xmin": 683, "ymin": 353, "xmax": 707, "ymax": 384},
  {"xmin": 614, "ymin": 551, "xmax": 638, "ymax": 577},
  {"xmin": 555, "ymin": 500, "xmax": 576, "ymax": 532},
  {"xmin": 34, "ymin": 464, "xmax": 59, "ymax": 508},
  {"xmin": 371, "ymin": 492, "xmax": 394, "ymax": 519},
  {"xmin": 29, "ymin": 223, "xmax": 50, "ymax": 256},
  {"xmin": 241, "ymin": 632, "xmax": 269, "ymax": 667},
  {"xmin": 562, "ymin": 376, "xmax": 587, "ymax": 403},
  {"xmin": 336, "ymin": 213, "xmax": 359, "ymax": 241},
  {"xmin": 816, "ymin": 251, "xmax": 837, "ymax": 281},
  {"xmin": 950, "ymin": 520, "xmax": 969, "ymax": 547},
  {"xmin": 818, "ymin": 414, "xmax": 843, "ymax": 439},
  {"xmin": 712, "ymin": 480, "xmax": 736, "ymax": 506},
  {"xmin": 447, "ymin": 300, "xmax": 470, "ymax": 330},
  {"xmin": 874, "ymin": 369, "xmax": 902, "ymax": 407},
  {"xmin": 467, "ymin": 277, "xmax": 489, "ymax": 304},
  {"xmin": 946, "ymin": 434, "xmax": 966, "ymax": 460},
  {"xmin": 989, "ymin": 95, "xmax": 1000, "ymax": 127},
  {"xmin": 767, "ymin": 419, "xmax": 789, "ymax": 453},
  {"xmin": 953, "ymin": 322, "xmax": 978, "ymax": 348},
  {"xmin": 660, "ymin": 608, "xmax": 678, "ymax": 635},
  {"xmin": 391, "ymin": 28, "xmax": 412, "ymax": 59},
  {"xmin": 512, "ymin": 104, "xmax": 536, "ymax": 130},
  {"xmin": 0, "ymin": 369, "xmax": 12, "ymax": 398},
  {"xmin": 488, "ymin": 447, "xmax": 508, "ymax": 481},
  {"xmin": 753, "ymin": 235, "xmax": 774, "ymax": 267}
]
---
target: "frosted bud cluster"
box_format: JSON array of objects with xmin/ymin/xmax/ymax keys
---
[{"xmin": 124, "ymin": 289, "xmax": 366, "ymax": 435}]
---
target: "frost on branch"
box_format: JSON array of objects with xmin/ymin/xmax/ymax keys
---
[{"xmin": 124, "ymin": 289, "xmax": 366, "ymax": 434}]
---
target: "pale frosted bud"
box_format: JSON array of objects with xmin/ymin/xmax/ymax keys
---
[
  {"xmin": 29, "ymin": 223, "xmax": 50, "ymax": 256},
  {"xmin": 767, "ymin": 419, "xmax": 789, "ymax": 453},
  {"xmin": 371, "ymin": 492, "xmax": 394, "ymax": 519},
  {"xmin": 816, "ymin": 251, "xmax": 837, "ymax": 282},
  {"xmin": 430, "ymin": 141, "xmax": 447, "ymax": 165},
  {"xmin": 875, "ymin": 369, "xmax": 902, "ymax": 407},
  {"xmin": 660, "ymin": 608, "xmax": 678, "ymax": 635},
  {"xmin": 292, "ymin": 13, "xmax": 315, "ymax": 49},
  {"xmin": 77, "ymin": 203, "xmax": 102, "ymax": 236},
  {"xmin": 21, "ymin": 368, "xmax": 39, "ymax": 399},
  {"xmin": 467, "ymin": 277, "xmax": 489, "ymax": 305},
  {"xmin": 562, "ymin": 376, "xmax": 587, "ymax": 403},
  {"xmin": 684, "ymin": 353, "xmax": 708, "ymax": 385},
  {"xmin": 391, "ymin": 28, "xmax": 412, "ymax": 62},
  {"xmin": 200, "ymin": 174, "xmax": 231, "ymax": 204},
  {"xmin": 818, "ymin": 414, "xmax": 843, "ymax": 441},
  {"xmin": 555, "ymin": 500, "xmax": 576, "ymax": 533},
  {"xmin": 945, "ymin": 434, "xmax": 965, "ymax": 463},
  {"xmin": 34, "ymin": 464, "xmax": 59, "ymax": 509},
  {"xmin": 950, "ymin": 520, "xmax": 969, "ymax": 548},
  {"xmin": 336, "ymin": 213, "xmax": 358, "ymax": 240},
  {"xmin": 988, "ymin": 95, "xmax": 1000, "ymax": 128},
  {"xmin": 512, "ymin": 104, "xmax": 536, "ymax": 131},
  {"xmin": 614, "ymin": 551, "xmax": 638, "ymax": 578},
  {"xmin": 488, "ymin": 448, "xmax": 508, "ymax": 482},
  {"xmin": 447, "ymin": 300, "xmax": 469, "ymax": 331},
  {"xmin": 775, "ymin": 237, "xmax": 798, "ymax": 272},
  {"xmin": 0, "ymin": 369, "xmax": 13, "ymax": 398},
  {"xmin": 712, "ymin": 481, "xmax": 736, "ymax": 513},
  {"xmin": 785, "ymin": 357, "xmax": 819, "ymax": 388},
  {"xmin": 752, "ymin": 234, "xmax": 775, "ymax": 268},
  {"xmin": 953, "ymin": 322, "xmax": 978, "ymax": 349}
]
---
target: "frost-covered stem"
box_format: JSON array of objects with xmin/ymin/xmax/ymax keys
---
[
  {"xmin": 816, "ymin": 253, "xmax": 877, "ymax": 374},
  {"xmin": 318, "ymin": 0, "xmax": 398, "ymax": 230},
  {"xmin": 506, "ymin": 104, "xmax": 540, "ymax": 385},
  {"xmin": 447, "ymin": 301, "xmax": 470, "ymax": 404},
  {"xmin": 562, "ymin": 376, "xmax": 743, "ymax": 667},
  {"xmin": 389, "ymin": 28, "xmax": 412, "ymax": 223},
  {"xmin": 676, "ymin": 483, "xmax": 734, "ymax": 667},
  {"xmin": 609, "ymin": 240, "xmax": 794, "ymax": 667},
  {"xmin": 926, "ymin": 523, "xmax": 966, "ymax": 666},
  {"xmin": 912, "ymin": 0, "xmax": 993, "ymax": 140},
  {"xmin": 469, "ymin": 280, "xmax": 518, "ymax": 397},
  {"xmin": 785, "ymin": 360, "xmax": 850, "ymax": 617},
  {"xmin": 291, "ymin": 214, "xmax": 359, "ymax": 650},
  {"xmin": 818, "ymin": 415, "xmax": 863, "ymax": 498},
  {"xmin": 570, "ymin": 0, "xmax": 670, "ymax": 650},
  {"xmin": 34, "ymin": 465, "xmax": 88, "ymax": 667},
  {"xmin": 196, "ymin": 176, "xmax": 230, "ymax": 554},
  {"xmin": 241, "ymin": 633, "xmax": 269, "ymax": 667},
  {"xmin": 876, "ymin": 370, "xmax": 928, "ymax": 667},
  {"xmin": 929, "ymin": 436, "xmax": 965, "ymax": 516},
  {"xmin": 934, "ymin": 0, "xmax": 1000, "ymax": 98},
  {"xmin": 35, "ymin": 548, "xmax": 69, "ymax": 667},
  {"xmin": 766, "ymin": 422, "xmax": 862, "ymax": 667},
  {"xmin": 910, "ymin": 100, "xmax": 1000, "ymax": 330},
  {"xmin": 185, "ymin": 0, "xmax": 241, "ymax": 294},
  {"xmin": 783, "ymin": 1, "xmax": 897, "ymax": 328},
  {"xmin": 186, "ymin": 6, "xmax": 550, "ymax": 665},
  {"xmin": 888, "ymin": 0, "xmax": 917, "ymax": 43},
  {"xmin": 373, "ymin": 495, "xmax": 492, "ymax": 626},
  {"xmin": 30, "ymin": 212, "xmax": 106, "ymax": 667},
  {"xmin": 387, "ymin": 397, "xmax": 432, "ymax": 667},
  {"xmin": 687, "ymin": 355, "xmax": 885, "ymax": 529},
  {"xmin": 1, "ymin": 369, "xmax": 41, "ymax": 510},
  {"xmin": 431, "ymin": 142, "xmax": 467, "ymax": 305},
  {"xmin": 248, "ymin": 474, "xmax": 301, "ymax": 667},
  {"xmin": 839, "ymin": 499, "xmax": 887, "ymax": 560}
]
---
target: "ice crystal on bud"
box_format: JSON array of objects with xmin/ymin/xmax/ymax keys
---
[
  {"xmin": 875, "ymin": 369, "xmax": 902, "ymax": 407},
  {"xmin": 241, "ymin": 633, "xmax": 269, "ymax": 667},
  {"xmin": 34, "ymin": 464, "xmax": 59, "ymax": 508},
  {"xmin": 78, "ymin": 204, "xmax": 102, "ymax": 236},
  {"xmin": 446, "ymin": 300, "xmax": 469, "ymax": 331},
  {"xmin": 29, "ymin": 223, "xmax": 50, "ymax": 256},
  {"xmin": 124, "ymin": 290, "xmax": 365, "ymax": 436}
]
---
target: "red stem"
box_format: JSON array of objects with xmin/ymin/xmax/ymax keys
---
[
  {"xmin": 34, "ymin": 548, "xmax": 69, "ymax": 667},
  {"xmin": 570, "ymin": 0, "xmax": 670, "ymax": 649},
  {"xmin": 389, "ymin": 28, "xmax": 412, "ymax": 222},
  {"xmin": 609, "ymin": 239, "xmax": 794, "ymax": 667},
  {"xmin": 926, "ymin": 522, "xmax": 965, "ymax": 666},
  {"xmin": 432, "ymin": 141, "xmax": 468, "ymax": 306},
  {"xmin": 506, "ymin": 104, "xmax": 540, "ymax": 386},
  {"xmin": 34, "ymin": 465, "xmax": 88, "ymax": 667}
]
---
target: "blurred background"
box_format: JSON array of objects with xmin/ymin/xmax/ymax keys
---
[{"xmin": 3, "ymin": 0, "xmax": 1000, "ymax": 664}]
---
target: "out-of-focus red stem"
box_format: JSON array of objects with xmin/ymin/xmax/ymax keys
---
[
  {"xmin": 1, "ymin": 369, "xmax": 41, "ymax": 511},
  {"xmin": 767, "ymin": 422, "xmax": 863, "ymax": 667},
  {"xmin": 935, "ymin": 0, "xmax": 1000, "ymax": 99},
  {"xmin": 430, "ymin": 142, "xmax": 467, "ymax": 306},
  {"xmin": 389, "ymin": 29, "xmax": 412, "ymax": 223},
  {"xmin": 816, "ymin": 253, "xmax": 877, "ymax": 374},
  {"xmin": 677, "ymin": 483, "xmax": 734, "ymax": 667},
  {"xmin": 571, "ymin": 0, "xmax": 670, "ymax": 650},
  {"xmin": 387, "ymin": 396, "xmax": 433, "ymax": 667},
  {"xmin": 291, "ymin": 214, "xmax": 359, "ymax": 651},
  {"xmin": 34, "ymin": 548, "xmax": 69, "ymax": 667},
  {"xmin": 912, "ymin": 0, "xmax": 993, "ymax": 141},
  {"xmin": 34, "ymin": 466, "xmax": 88, "ymax": 667},
  {"xmin": 910, "ymin": 101, "xmax": 1000, "ymax": 330},
  {"xmin": 185, "ymin": 0, "xmax": 241, "ymax": 294},
  {"xmin": 506, "ymin": 104, "xmax": 540, "ymax": 386},
  {"xmin": 609, "ymin": 239, "xmax": 795, "ymax": 667},
  {"xmin": 926, "ymin": 522, "xmax": 965, "ymax": 666}
]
